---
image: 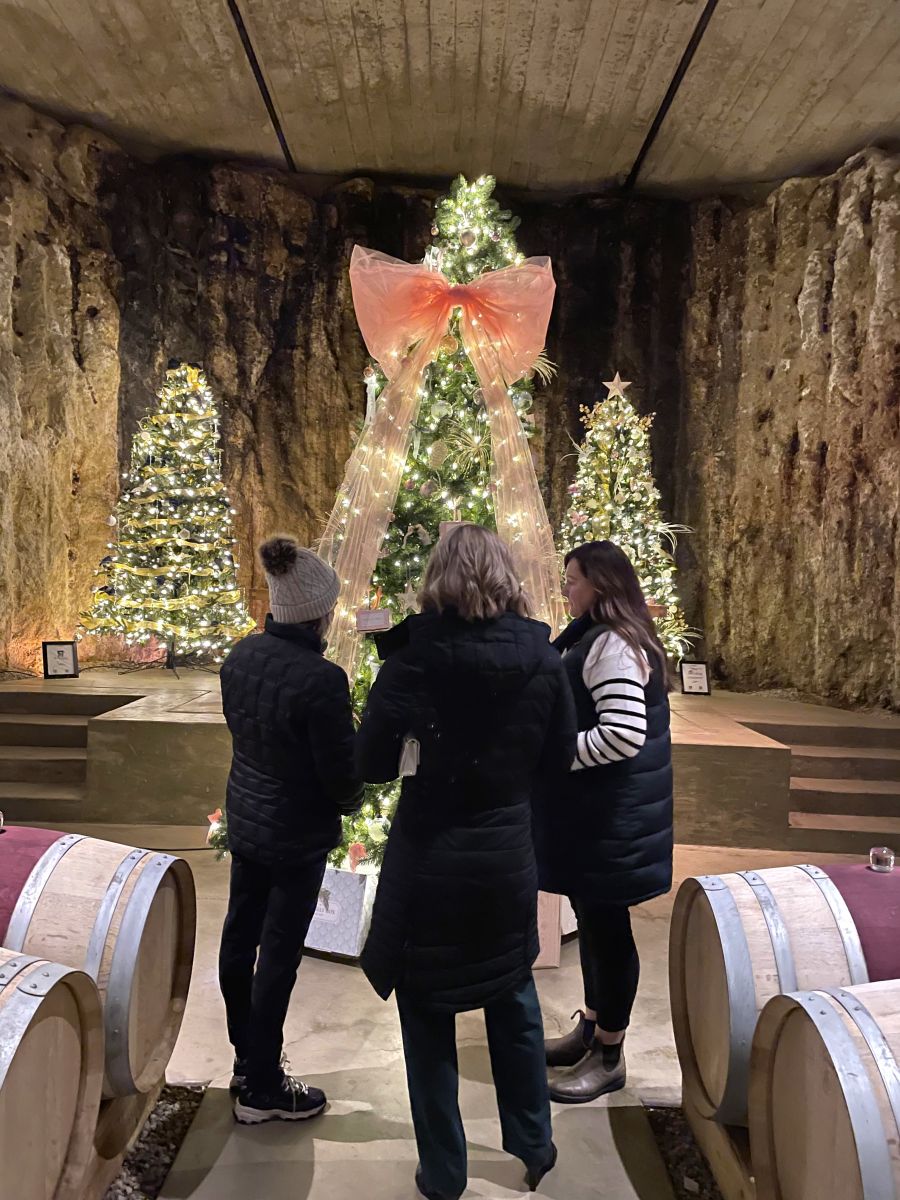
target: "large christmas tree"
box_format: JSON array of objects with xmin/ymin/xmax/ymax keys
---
[
  {"xmin": 80, "ymin": 362, "xmax": 255, "ymax": 663},
  {"xmin": 558, "ymin": 373, "xmax": 693, "ymax": 661},
  {"xmin": 334, "ymin": 175, "xmax": 545, "ymax": 866}
]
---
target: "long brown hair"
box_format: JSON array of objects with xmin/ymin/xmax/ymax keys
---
[
  {"xmin": 565, "ymin": 541, "xmax": 667, "ymax": 679},
  {"xmin": 419, "ymin": 524, "xmax": 532, "ymax": 621}
]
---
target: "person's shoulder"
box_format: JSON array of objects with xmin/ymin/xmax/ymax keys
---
[{"xmin": 584, "ymin": 629, "xmax": 649, "ymax": 678}]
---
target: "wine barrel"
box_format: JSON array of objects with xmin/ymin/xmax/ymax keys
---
[
  {"xmin": 669, "ymin": 863, "xmax": 900, "ymax": 1125},
  {"xmin": 750, "ymin": 980, "xmax": 900, "ymax": 1200},
  {"xmin": 0, "ymin": 826, "xmax": 196, "ymax": 1098},
  {"xmin": 0, "ymin": 947, "xmax": 104, "ymax": 1200}
]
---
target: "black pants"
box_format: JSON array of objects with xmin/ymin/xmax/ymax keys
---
[
  {"xmin": 218, "ymin": 851, "xmax": 326, "ymax": 1089},
  {"xmin": 572, "ymin": 899, "xmax": 640, "ymax": 1033},
  {"xmin": 397, "ymin": 975, "xmax": 552, "ymax": 1200}
]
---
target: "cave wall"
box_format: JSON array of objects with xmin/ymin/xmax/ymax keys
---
[
  {"xmin": 677, "ymin": 150, "xmax": 900, "ymax": 708},
  {"xmin": 0, "ymin": 99, "xmax": 121, "ymax": 668}
]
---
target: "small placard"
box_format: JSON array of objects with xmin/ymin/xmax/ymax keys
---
[
  {"xmin": 680, "ymin": 660, "xmax": 711, "ymax": 695},
  {"xmin": 356, "ymin": 608, "xmax": 393, "ymax": 633},
  {"xmin": 42, "ymin": 641, "xmax": 79, "ymax": 679},
  {"xmin": 439, "ymin": 521, "xmax": 464, "ymax": 539}
]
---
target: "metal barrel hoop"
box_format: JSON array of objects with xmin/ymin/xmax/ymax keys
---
[
  {"xmin": 0, "ymin": 955, "xmax": 39, "ymax": 991},
  {"xmin": 824, "ymin": 988, "xmax": 900, "ymax": 1138},
  {"xmin": 696, "ymin": 875, "xmax": 758, "ymax": 1124},
  {"xmin": 797, "ymin": 865, "xmax": 869, "ymax": 985},
  {"xmin": 3, "ymin": 834, "xmax": 86, "ymax": 952},
  {"xmin": 794, "ymin": 991, "xmax": 895, "ymax": 1200},
  {"xmin": 104, "ymin": 853, "xmax": 176, "ymax": 1096},
  {"xmin": 737, "ymin": 870, "xmax": 799, "ymax": 993},
  {"xmin": 83, "ymin": 849, "xmax": 149, "ymax": 981}
]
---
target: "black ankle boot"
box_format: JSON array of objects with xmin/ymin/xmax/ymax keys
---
[{"xmin": 544, "ymin": 1010, "xmax": 595, "ymax": 1067}]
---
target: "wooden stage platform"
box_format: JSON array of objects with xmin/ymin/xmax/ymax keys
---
[{"xmin": 1, "ymin": 671, "xmax": 899, "ymax": 854}]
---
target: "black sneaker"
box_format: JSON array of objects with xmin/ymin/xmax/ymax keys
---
[
  {"xmin": 234, "ymin": 1074, "xmax": 326, "ymax": 1124},
  {"xmin": 229, "ymin": 1057, "xmax": 247, "ymax": 1095}
]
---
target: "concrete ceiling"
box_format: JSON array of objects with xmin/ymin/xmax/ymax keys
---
[{"xmin": 1, "ymin": 0, "xmax": 898, "ymax": 193}]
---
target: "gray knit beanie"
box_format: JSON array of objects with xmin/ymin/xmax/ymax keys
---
[{"xmin": 259, "ymin": 536, "xmax": 340, "ymax": 624}]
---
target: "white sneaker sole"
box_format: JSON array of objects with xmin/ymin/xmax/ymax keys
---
[{"xmin": 234, "ymin": 1100, "xmax": 326, "ymax": 1124}]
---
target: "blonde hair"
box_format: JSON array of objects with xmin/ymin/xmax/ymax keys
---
[{"xmin": 418, "ymin": 524, "xmax": 532, "ymax": 622}]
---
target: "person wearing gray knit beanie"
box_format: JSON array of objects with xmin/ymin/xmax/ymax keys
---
[
  {"xmin": 259, "ymin": 536, "xmax": 340, "ymax": 627},
  {"xmin": 218, "ymin": 533, "xmax": 361, "ymax": 1125}
]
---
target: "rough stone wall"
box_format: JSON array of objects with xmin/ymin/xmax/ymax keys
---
[
  {"xmin": 677, "ymin": 150, "xmax": 900, "ymax": 708},
  {"xmin": 0, "ymin": 99, "xmax": 120, "ymax": 669}
]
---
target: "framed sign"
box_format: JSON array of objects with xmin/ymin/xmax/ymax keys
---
[
  {"xmin": 680, "ymin": 660, "xmax": 711, "ymax": 695},
  {"xmin": 42, "ymin": 640, "xmax": 80, "ymax": 679}
]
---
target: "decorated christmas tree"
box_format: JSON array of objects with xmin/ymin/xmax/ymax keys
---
[
  {"xmin": 331, "ymin": 175, "xmax": 548, "ymax": 866},
  {"xmin": 558, "ymin": 373, "xmax": 693, "ymax": 661},
  {"xmin": 80, "ymin": 362, "xmax": 255, "ymax": 663}
]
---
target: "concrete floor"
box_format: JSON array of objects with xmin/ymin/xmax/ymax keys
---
[{"xmin": 88, "ymin": 827, "xmax": 852, "ymax": 1199}]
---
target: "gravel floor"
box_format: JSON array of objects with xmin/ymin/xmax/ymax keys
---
[
  {"xmin": 645, "ymin": 1107, "xmax": 725, "ymax": 1200},
  {"xmin": 104, "ymin": 1086, "xmax": 205, "ymax": 1200}
]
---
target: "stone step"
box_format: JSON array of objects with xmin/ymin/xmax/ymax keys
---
[
  {"xmin": 0, "ymin": 714, "xmax": 89, "ymax": 747},
  {"xmin": 0, "ymin": 781, "xmax": 84, "ymax": 822},
  {"xmin": 0, "ymin": 746, "xmax": 87, "ymax": 784},
  {"xmin": 745, "ymin": 719, "xmax": 900, "ymax": 750},
  {"xmin": 790, "ymin": 744, "xmax": 900, "ymax": 781},
  {"xmin": 0, "ymin": 689, "xmax": 133, "ymax": 717},
  {"xmin": 790, "ymin": 776, "xmax": 900, "ymax": 815},
  {"xmin": 788, "ymin": 811, "xmax": 900, "ymax": 855}
]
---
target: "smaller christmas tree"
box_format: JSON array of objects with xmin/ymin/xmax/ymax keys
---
[
  {"xmin": 558, "ymin": 373, "xmax": 693, "ymax": 660},
  {"xmin": 80, "ymin": 362, "xmax": 255, "ymax": 663}
]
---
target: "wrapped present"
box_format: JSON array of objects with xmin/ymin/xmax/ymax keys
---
[{"xmin": 305, "ymin": 866, "xmax": 378, "ymax": 958}]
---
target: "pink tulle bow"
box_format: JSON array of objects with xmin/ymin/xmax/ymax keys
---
[
  {"xmin": 318, "ymin": 246, "xmax": 566, "ymax": 680},
  {"xmin": 349, "ymin": 246, "xmax": 555, "ymax": 385}
]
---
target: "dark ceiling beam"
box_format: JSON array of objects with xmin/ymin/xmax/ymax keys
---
[
  {"xmin": 623, "ymin": 0, "xmax": 721, "ymax": 192},
  {"xmin": 226, "ymin": 0, "xmax": 296, "ymax": 172}
]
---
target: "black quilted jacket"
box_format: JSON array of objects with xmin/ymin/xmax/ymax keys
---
[
  {"xmin": 220, "ymin": 616, "xmax": 363, "ymax": 866},
  {"xmin": 534, "ymin": 618, "xmax": 673, "ymax": 907},
  {"xmin": 357, "ymin": 608, "xmax": 577, "ymax": 1012}
]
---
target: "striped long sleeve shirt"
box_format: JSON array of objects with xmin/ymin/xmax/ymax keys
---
[{"xmin": 572, "ymin": 632, "xmax": 650, "ymax": 771}]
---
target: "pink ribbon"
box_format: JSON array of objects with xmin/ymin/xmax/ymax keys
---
[{"xmin": 319, "ymin": 246, "xmax": 565, "ymax": 677}]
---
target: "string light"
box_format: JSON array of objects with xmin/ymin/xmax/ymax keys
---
[
  {"xmin": 558, "ymin": 388, "xmax": 694, "ymax": 660},
  {"xmin": 78, "ymin": 363, "xmax": 255, "ymax": 663}
]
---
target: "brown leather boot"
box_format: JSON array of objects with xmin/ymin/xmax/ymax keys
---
[
  {"xmin": 544, "ymin": 1010, "xmax": 595, "ymax": 1067},
  {"xmin": 549, "ymin": 1041, "xmax": 626, "ymax": 1104}
]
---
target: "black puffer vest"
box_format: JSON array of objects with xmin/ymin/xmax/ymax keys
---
[{"xmin": 534, "ymin": 620, "xmax": 673, "ymax": 907}]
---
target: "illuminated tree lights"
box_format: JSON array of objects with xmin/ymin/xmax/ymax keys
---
[
  {"xmin": 79, "ymin": 362, "xmax": 255, "ymax": 663},
  {"xmin": 559, "ymin": 375, "xmax": 694, "ymax": 661}
]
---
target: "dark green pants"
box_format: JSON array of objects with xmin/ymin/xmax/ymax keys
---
[{"xmin": 397, "ymin": 974, "xmax": 552, "ymax": 1200}]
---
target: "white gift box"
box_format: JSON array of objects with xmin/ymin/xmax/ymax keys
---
[{"xmin": 305, "ymin": 866, "xmax": 378, "ymax": 959}]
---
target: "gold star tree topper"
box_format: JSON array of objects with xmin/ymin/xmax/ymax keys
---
[{"xmin": 603, "ymin": 371, "xmax": 631, "ymax": 400}]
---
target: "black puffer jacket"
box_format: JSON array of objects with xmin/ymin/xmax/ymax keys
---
[
  {"xmin": 357, "ymin": 609, "xmax": 577, "ymax": 1012},
  {"xmin": 220, "ymin": 616, "xmax": 363, "ymax": 866},
  {"xmin": 534, "ymin": 618, "xmax": 673, "ymax": 907}
]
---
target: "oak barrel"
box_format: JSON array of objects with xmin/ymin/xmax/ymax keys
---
[
  {"xmin": 0, "ymin": 826, "xmax": 196, "ymax": 1097},
  {"xmin": 0, "ymin": 947, "xmax": 104, "ymax": 1200},
  {"xmin": 669, "ymin": 863, "xmax": 900, "ymax": 1125},
  {"xmin": 750, "ymin": 980, "xmax": 900, "ymax": 1200}
]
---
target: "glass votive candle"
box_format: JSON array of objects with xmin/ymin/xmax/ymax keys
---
[{"xmin": 869, "ymin": 846, "xmax": 895, "ymax": 873}]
